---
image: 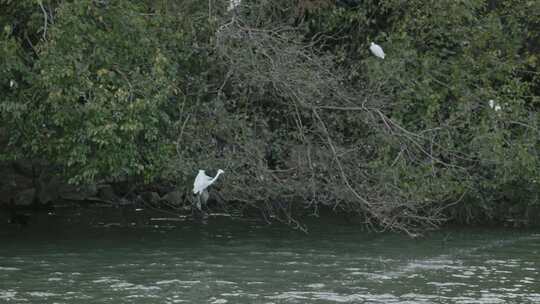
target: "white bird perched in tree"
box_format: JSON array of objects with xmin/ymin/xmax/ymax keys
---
[
  {"xmin": 488, "ymin": 99, "xmax": 501, "ymax": 112},
  {"xmin": 228, "ymin": 0, "xmax": 241, "ymax": 11},
  {"xmin": 369, "ymin": 42, "xmax": 385, "ymax": 59},
  {"xmin": 193, "ymin": 169, "xmax": 225, "ymax": 210}
]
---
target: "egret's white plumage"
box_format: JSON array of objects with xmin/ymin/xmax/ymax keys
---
[
  {"xmin": 369, "ymin": 42, "xmax": 385, "ymax": 59},
  {"xmin": 193, "ymin": 169, "xmax": 225, "ymax": 195},
  {"xmin": 193, "ymin": 169, "xmax": 224, "ymax": 211},
  {"xmin": 488, "ymin": 99, "xmax": 501, "ymax": 112},
  {"xmin": 228, "ymin": 0, "xmax": 241, "ymax": 11}
]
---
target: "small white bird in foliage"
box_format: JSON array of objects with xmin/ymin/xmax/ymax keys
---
[
  {"xmin": 228, "ymin": 0, "xmax": 241, "ymax": 11},
  {"xmin": 488, "ymin": 99, "xmax": 501, "ymax": 112},
  {"xmin": 193, "ymin": 169, "xmax": 225, "ymax": 210},
  {"xmin": 369, "ymin": 42, "xmax": 385, "ymax": 59},
  {"xmin": 9, "ymin": 80, "xmax": 15, "ymax": 88}
]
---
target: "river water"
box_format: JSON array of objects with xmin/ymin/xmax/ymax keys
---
[{"xmin": 0, "ymin": 209, "xmax": 539, "ymax": 303}]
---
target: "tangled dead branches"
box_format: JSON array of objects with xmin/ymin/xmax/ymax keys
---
[{"xmin": 165, "ymin": 3, "xmax": 466, "ymax": 236}]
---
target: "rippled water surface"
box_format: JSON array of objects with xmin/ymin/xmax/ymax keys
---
[{"xmin": 1, "ymin": 210, "xmax": 539, "ymax": 303}]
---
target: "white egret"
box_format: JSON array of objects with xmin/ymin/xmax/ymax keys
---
[
  {"xmin": 193, "ymin": 169, "xmax": 225, "ymax": 210},
  {"xmin": 228, "ymin": 0, "xmax": 241, "ymax": 11},
  {"xmin": 369, "ymin": 42, "xmax": 385, "ymax": 59},
  {"xmin": 488, "ymin": 99, "xmax": 501, "ymax": 112}
]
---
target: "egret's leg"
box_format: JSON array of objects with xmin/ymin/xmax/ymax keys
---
[
  {"xmin": 196, "ymin": 195, "xmax": 202, "ymax": 210},
  {"xmin": 201, "ymin": 190, "xmax": 209, "ymax": 209}
]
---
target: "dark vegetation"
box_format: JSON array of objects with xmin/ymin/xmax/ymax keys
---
[{"xmin": 1, "ymin": 0, "xmax": 539, "ymax": 235}]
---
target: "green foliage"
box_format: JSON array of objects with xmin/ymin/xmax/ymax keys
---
[
  {"xmin": 304, "ymin": 0, "xmax": 539, "ymax": 222},
  {"xmin": 1, "ymin": 0, "xmax": 214, "ymax": 183},
  {"xmin": 35, "ymin": 1, "xmax": 178, "ymax": 182}
]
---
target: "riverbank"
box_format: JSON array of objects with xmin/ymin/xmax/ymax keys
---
[
  {"xmin": 2, "ymin": 202, "xmax": 539, "ymax": 235},
  {"xmin": 1, "ymin": 158, "xmax": 539, "ymax": 233}
]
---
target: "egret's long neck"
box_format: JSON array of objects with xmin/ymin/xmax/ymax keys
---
[{"xmin": 209, "ymin": 171, "xmax": 224, "ymax": 185}]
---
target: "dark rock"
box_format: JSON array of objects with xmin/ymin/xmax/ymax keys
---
[
  {"xmin": 98, "ymin": 184, "xmax": 118, "ymax": 202},
  {"xmin": 15, "ymin": 188, "xmax": 36, "ymax": 206},
  {"xmin": 0, "ymin": 161, "xmax": 34, "ymax": 206},
  {"xmin": 0, "ymin": 184, "xmax": 15, "ymax": 206},
  {"xmin": 141, "ymin": 191, "xmax": 161, "ymax": 204},
  {"xmin": 10, "ymin": 160, "xmax": 35, "ymax": 178},
  {"xmin": 162, "ymin": 190, "xmax": 183, "ymax": 205},
  {"xmin": 38, "ymin": 175, "xmax": 61, "ymax": 204},
  {"xmin": 58, "ymin": 183, "xmax": 98, "ymax": 201},
  {"xmin": 117, "ymin": 197, "xmax": 133, "ymax": 206},
  {"xmin": 110, "ymin": 179, "xmax": 131, "ymax": 197}
]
